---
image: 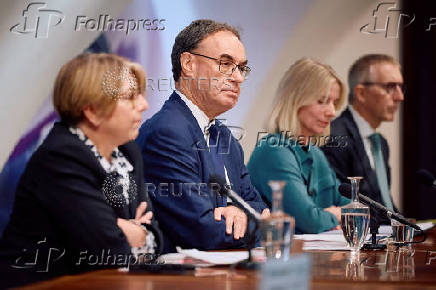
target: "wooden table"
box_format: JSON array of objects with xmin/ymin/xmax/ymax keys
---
[{"xmin": 20, "ymin": 227, "xmax": 436, "ymax": 290}]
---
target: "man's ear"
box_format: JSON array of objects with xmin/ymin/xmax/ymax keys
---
[
  {"xmin": 353, "ymin": 84, "xmax": 367, "ymax": 104},
  {"xmin": 82, "ymin": 105, "xmax": 103, "ymax": 127},
  {"xmin": 180, "ymin": 52, "xmax": 195, "ymax": 78}
]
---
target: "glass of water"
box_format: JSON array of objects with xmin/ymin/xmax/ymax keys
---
[
  {"xmin": 391, "ymin": 219, "xmax": 415, "ymax": 253},
  {"xmin": 341, "ymin": 177, "xmax": 370, "ymax": 256},
  {"xmin": 260, "ymin": 181, "xmax": 295, "ymax": 261}
]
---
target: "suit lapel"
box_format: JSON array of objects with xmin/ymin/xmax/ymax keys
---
[
  {"xmin": 168, "ymin": 92, "xmax": 219, "ymax": 208},
  {"xmin": 343, "ymin": 109, "xmax": 379, "ymax": 194}
]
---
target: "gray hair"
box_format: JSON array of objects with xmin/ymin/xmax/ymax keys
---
[
  {"xmin": 171, "ymin": 19, "xmax": 240, "ymax": 82},
  {"xmin": 348, "ymin": 54, "xmax": 400, "ymax": 103}
]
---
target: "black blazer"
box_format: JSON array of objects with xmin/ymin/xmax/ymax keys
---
[
  {"xmin": 0, "ymin": 122, "xmax": 160, "ymax": 288},
  {"xmin": 322, "ymin": 108, "xmax": 397, "ymax": 225}
]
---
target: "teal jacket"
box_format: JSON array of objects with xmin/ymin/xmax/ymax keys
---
[{"xmin": 247, "ymin": 134, "xmax": 350, "ymax": 234}]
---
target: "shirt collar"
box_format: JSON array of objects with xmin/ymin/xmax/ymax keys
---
[
  {"xmin": 175, "ymin": 90, "xmax": 212, "ymax": 135},
  {"xmin": 68, "ymin": 126, "xmax": 133, "ymax": 174},
  {"xmin": 349, "ymin": 105, "xmax": 376, "ymax": 139},
  {"xmin": 294, "ymin": 142, "xmax": 312, "ymax": 164}
]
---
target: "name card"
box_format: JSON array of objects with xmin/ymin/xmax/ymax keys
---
[{"xmin": 260, "ymin": 254, "xmax": 312, "ymax": 290}]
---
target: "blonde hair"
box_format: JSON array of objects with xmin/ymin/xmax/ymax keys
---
[
  {"xmin": 53, "ymin": 53, "xmax": 146, "ymax": 125},
  {"xmin": 267, "ymin": 57, "xmax": 346, "ymax": 137}
]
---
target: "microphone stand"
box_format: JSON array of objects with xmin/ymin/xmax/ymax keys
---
[
  {"xmin": 234, "ymin": 217, "xmax": 260, "ymax": 270},
  {"xmin": 209, "ymin": 175, "xmax": 262, "ymax": 270},
  {"xmin": 362, "ymin": 210, "xmax": 386, "ymax": 250}
]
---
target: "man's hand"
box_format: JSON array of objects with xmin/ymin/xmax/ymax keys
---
[
  {"xmin": 324, "ymin": 206, "xmax": 342, "ymax": 223},
  {"xmin": 214, "ymin": 206, "xmax": 247, "ymax": 240},
  {"xmin": 261, "ymin": 208, "xmax": 271, "ymax": 219}
]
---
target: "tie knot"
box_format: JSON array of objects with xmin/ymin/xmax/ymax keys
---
[{"xmin": 208, "ymin": 123, "xmax": 218, "ymax": 135}]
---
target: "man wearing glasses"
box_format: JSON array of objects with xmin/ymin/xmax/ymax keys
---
[
  {"xmin": 136, "ymin": 19, "xmax": 269, "ymax": 253},
  {"xmin": 322, "ymin": 54, "xmax": 404, "ymax": 224}
]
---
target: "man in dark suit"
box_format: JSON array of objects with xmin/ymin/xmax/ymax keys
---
[
  {"xmin": 322, "ymin": 54, "xmax": 404, "ymax": 224},
  {"xmin": 136, "ymin": 20, "xmax": 269, "ymax": 252}
]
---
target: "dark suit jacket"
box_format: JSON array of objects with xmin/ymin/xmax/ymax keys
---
[
  {"xmin": 322, "ymin": 108, "xmax": 397, "ymax": 225},
  {"xmin": 136, "ymin": 92, "xmax": 267, "ymax": 253},
  {"xmin": 0, "ymin": 122, "xmax": 159, "ymax": 288}
]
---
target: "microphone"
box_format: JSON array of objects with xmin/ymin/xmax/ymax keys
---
[
  {"xmin": 417, "ymin": 169, "xmax": 436, "ymax": 189},
  {"xmin": 209, "ymin": 175, "xmax": 261, "ymax": 224},
  {"xmin": 338, "ymin": 183, "xmax": 421, "ymax": 231},
  {"xmin": 209, "ymin": 175, "xmax": 263, "ymax": 270}
]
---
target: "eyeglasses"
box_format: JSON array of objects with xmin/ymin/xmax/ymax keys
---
[
  {"xmin": 116, "ymin": 90, "xmax": 146, "ymax": 107},
  {"xmin": 189, "ymin": 52, "xmax": 251, "ymax": 79},
  {"xmin": 362, "ymin": 82, "xmax": 406, "ymax": 95}
]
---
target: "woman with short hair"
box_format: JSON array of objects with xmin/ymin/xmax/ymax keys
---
[
  {"xmin": 0, "ymin": 53, "xmax": 160, "ymax": 287},
  {"xmin": 248, "ymin": 57, "xmax": 350, "ymax": 234}
]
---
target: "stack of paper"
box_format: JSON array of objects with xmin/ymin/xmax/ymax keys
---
[
  {"xmin": 159, "ymin": 248, "xmax": 249, "ymax": 266},
  {"xmin": 294, "ymin": 222, "xmax": 434, "ymax": 251},
  {"xmin": 294, "ymin": 233, "xmax": 349, "ymax": 251}
]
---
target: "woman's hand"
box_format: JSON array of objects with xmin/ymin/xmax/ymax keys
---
[
  {"xmin": 117, "ymin": 202, "xmax": 153, "ymax": 247},
  {"xmin": 117, "ymin": 218, "xmax": 147, "ymax": 247},
  {"xmin": 135, "ymin": 202, "xmax": 153, "ymax": 225},
  {"xmin": 324, "ymin": 206, "xmax": 342, "ymax": 223}
]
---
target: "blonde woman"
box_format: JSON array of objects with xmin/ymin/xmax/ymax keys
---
[
  {"xmin": 247, "ymin": 58, "xmax": 350, "ymax": 234},
  {"xmin": 0, "ymin": 53, "xmax": 160, "ymax": 287}
]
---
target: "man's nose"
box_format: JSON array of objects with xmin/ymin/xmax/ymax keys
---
[
  {"xmin": 231, "ymin": 67, "xmax": 245, "ymax": 83},
  {"xmin": 393, "ymin": 85, "xmax": 404, "ymax": 102}
]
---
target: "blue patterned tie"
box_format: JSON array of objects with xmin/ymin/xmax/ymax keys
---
[
  {"xmin": 208, "ymin": 124, "xmax": 226, "ymax": 206},
  {"xmin": 368, "ymin": 133, "xmax": 394, "ymax": 210}
]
